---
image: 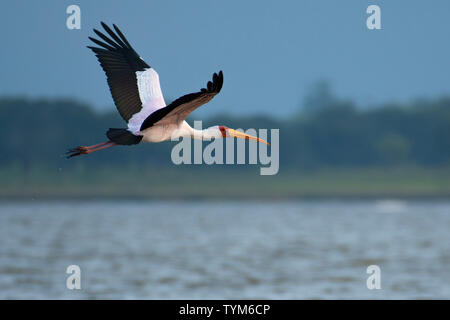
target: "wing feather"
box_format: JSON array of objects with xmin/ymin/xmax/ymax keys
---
[
  {"xmin": 88, "ymin": 22, "xmax": 165, "ymax": 124},
  {"xmin": 140, "ymin": 71, "xmax": 223, "ymax": 131}
]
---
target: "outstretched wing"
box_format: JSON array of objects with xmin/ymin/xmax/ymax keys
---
[
  {"xmin": 87, "ymin": 22, "xmax": 166, "ymax": 126},
  {"xmin": 140, "ymin": 71, "xmax": 223, "ymax": 131}
]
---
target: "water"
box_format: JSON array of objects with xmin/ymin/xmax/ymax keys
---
[{"xmin": 0, "ymin": 200, "xmax": 449, "ymax": 299}]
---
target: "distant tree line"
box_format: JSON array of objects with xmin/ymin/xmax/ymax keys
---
[{"xmin": 0, "ymin": 91, "xmax": 449, "ymax": 171}]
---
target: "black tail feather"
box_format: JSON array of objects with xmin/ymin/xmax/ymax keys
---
[{"xmin": 106, "ymin": 128, "xmax": 143, "ymax": 145}]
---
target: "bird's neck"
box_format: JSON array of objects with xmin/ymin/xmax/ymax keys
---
[{"xmin": 179, "ymin": 122, "xmax": 216, "ymax": 140}]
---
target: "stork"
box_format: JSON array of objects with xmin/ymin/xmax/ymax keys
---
[{"xmin": 67, "ymin": 22, "xmax": 268, "ymax": 158}]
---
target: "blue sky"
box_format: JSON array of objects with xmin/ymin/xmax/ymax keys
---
[{"xmin": 1, "ymin": 1, "xmax": 450, "ymax": 117}]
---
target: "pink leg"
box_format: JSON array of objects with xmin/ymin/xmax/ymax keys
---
[
  {"xmin": 66, "ymin": 141, "xmax": 117, "ymax": 158},
  {"xmin": 83, "ymin": 143, "xmax": 117, "ymax": 154},
  {"xmin": 84, "ymin": 141, "xmax": 114, "ymax": 149}
]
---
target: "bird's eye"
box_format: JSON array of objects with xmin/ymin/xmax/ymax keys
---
[{"xmin": 218, "ymin": 126, "xmax": 227, "ymax": 137}]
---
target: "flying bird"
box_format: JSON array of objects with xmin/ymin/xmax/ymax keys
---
[{"xmin": 67, "ymin": 22, "xmax": 268, "ymax": 158}]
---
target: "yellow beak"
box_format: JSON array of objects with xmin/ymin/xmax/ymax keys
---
[{"xmin": 227, "ymin": 128, "xmax": 269, "ymax": 145}]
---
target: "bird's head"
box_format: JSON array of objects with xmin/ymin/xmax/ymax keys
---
[{"xmin": 206, "ymin": 126, "xmax": 269, "ymax": 145}]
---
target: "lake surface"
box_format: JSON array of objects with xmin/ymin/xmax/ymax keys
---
[{"xmin": 0, "ymin": 200, "xmax": 449, "ymax": 299}]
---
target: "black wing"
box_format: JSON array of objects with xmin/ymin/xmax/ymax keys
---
[
  {"xmin": 140, "ymin": 71, "xmax": 223, "ymax": 131},
  {"xmin": 88, "ymin": 22, "xmax": 150, "ymax": 122}
]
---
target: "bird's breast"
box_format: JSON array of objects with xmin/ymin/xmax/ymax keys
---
[{"xmin": 140, "ymin": 123, "xmax": 180, "ymax": 143}]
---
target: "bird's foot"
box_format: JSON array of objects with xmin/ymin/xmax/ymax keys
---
[{"xmin": 66, "ymin": 146, "xmax": 90, "ymax": 158}]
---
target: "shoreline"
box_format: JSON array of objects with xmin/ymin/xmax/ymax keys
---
[{"xmin": 1, "ymin": 194, "xmax": 450, "ymax": 202}]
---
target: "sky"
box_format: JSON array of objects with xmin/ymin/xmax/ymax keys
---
[{"xmin": 1, "ymin": 0, "xmax": 450, "ymax": 117}]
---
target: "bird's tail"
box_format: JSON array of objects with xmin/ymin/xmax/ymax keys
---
[{"xmin": 106, "ymin": 128, "xmax": 143, "ymax": 145}]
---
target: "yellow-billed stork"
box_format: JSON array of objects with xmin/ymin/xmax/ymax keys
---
[{"xmin": 67, "ymin": 22, "xmax": 268, "ymax": 158}]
